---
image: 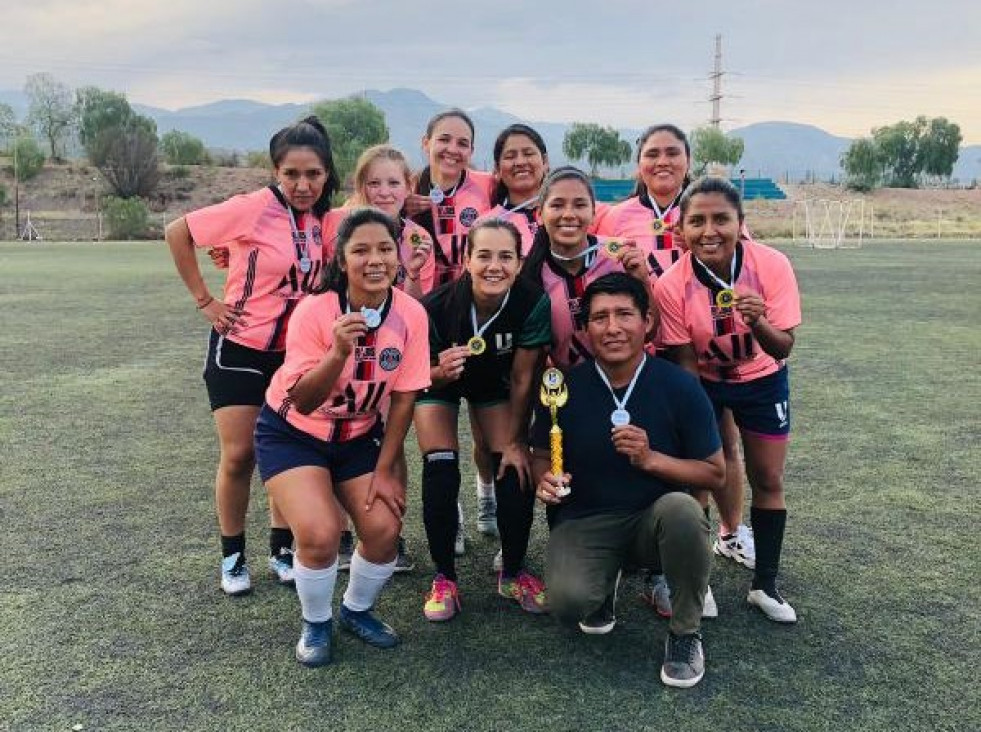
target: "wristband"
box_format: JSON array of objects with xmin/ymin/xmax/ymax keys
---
[{"xmin": 196, "ymin": 296, "xmax": 214, "ymax": 309}]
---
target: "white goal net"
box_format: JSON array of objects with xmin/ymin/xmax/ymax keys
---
[{"xmin": 792, "ymin": 199, "xmax": 871, "ymax": 249}]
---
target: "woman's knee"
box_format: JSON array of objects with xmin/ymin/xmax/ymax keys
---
[{"xmin": 294, "ymin": 523, "xmax": 339, "ymax": 567}]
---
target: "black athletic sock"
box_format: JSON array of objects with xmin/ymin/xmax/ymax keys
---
[
  {"xmin": 422, "ymin": 450, "xmax": 461, "ymax": 582},
  {"xmin": 269, "ymin": 527, "xmax": 294, "ymax": 557},
  {"xmin": 221, "ymin": 533, "xmax": 245, "ymax": 560},
  {"xmin": 750, "ymin": 506, "xmax": 787, "ymax": 596},
  {"xmin": 492, "ymin": 453, "xmax": 535, "ymax": 577}
]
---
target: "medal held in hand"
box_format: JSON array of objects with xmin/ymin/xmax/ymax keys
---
[{"xmin": 539, "ymin": 367, "xmax": 570, "ymax": 497}]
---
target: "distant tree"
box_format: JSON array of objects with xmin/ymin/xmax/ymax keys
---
[
  {"xmin": 873, "ymin": 119, "xmax": 924, "ymax": 188},
  {"xmin": 691, "ymin": 126, "xmax": 744, "ymax": 175},
  {"xmin": 244, "ymin": 150, "xmax": 269, "ymax": 168},
  {"xmin": 562, "ymin": 123, "xmax": 632, "ymax": 177},
  {"xmin": 99, "ymin": 115, "xmax": 161, "ymax": 198},
  {"xmin": 0, "ymin": 103, "xmax": 17, "ymax": 152},
  {"xmin": 24, "ymin": 73, "xmax": 76, "ymax": 161},
  {"xmin": 102, "ymin": 195, "xmax": 150, "ymax": 239},
  {"xmin": 841, "ymin": 137, "xmax": 883, "ymax": 192},
  {"xmin": 76, "ymin": 87, "xmax": 134, "ymax": 166},
  {"xmin": 9, "ymin": 135, "xmax": 46, "ymax": 181},
  {"xmin": 918, "ymin": 117, "xmax": 961, "ymax": 179},
  {"xmin": 310, "ymin": 97, "xmax": 388, "ymax": 185},
  {"xmin": 160, "ymin": 130, "xmax": 210, "ymax": 165}
]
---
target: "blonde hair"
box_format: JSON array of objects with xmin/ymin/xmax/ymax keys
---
[{"xmin": 349, "ymin": 145, "xmax": 413, "ymax": 206}]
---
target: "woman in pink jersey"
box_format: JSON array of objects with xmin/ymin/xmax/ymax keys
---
[
  {"xmin": 655, "ymin": 177, "xmax": 802, "ymax": 624},
  {"xmin": 254, "ymin": 207, "xmax": 431, "ymax": 666},
  {"xmin": 519, "ymin": 167, "xmax": 652, "ymax": 372},
  {"xmin": 482, "ymin": 124, "xmax": 549, "ymax": 256},
  {"xmin": 165, "ymin": 116, "xmax": 339, "ymax": 597}
]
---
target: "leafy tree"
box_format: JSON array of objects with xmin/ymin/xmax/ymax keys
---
[
  {"xmin": 9, "ymin": 135, "xmax": 46, "ymax": 180},
  {"xmin": 76, "ymin": 87, "xmax": 134, "ymax": 166},
  {"xmin": 918, "ymin": 117, "xmax": 961, "ymax": 179},
  {"xmin": 310, "ymin": 97, "xmax": 388, "ymax": 185},
  {"xmin": 24, "ymin": 73, "xmax": 76, "ymax": 160},
  {"xmin": 691, "ymin": 126, "xmax": 744, "ymax": 175},
  {"xmin": 841, "ymin": 137, "xmax": 883, "ymax": 192},
  {"xmin": 100, "ymin": 115, "xmax": 161, "ymax": 198},
  {"xmin": 873, "ymin": 119, "xmax": 924, "ymax": 188},
  {"xmin": 102, "ymin": 195, "xmax": 150, "ymax": 239},
  {"xmin": 0, "ymin": 103, "xmax": 17, "ymax": 152},
  {"xmin": 562, "ymin": 123, "xmax": 632, "ymax": 177},
  {"xmin": 160, "ymin": 130, "xmax": 210, "ymax": 165}
]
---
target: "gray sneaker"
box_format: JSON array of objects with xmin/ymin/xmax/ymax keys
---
[
  {"xmin": 476, "ymin": 495, "xmax": 498, "ymax": 536},
  {"xmin": 338, "ymin": 531, "xmax": 354, "ymax": 572},
  {"xmin": 642, "ymin": 574, "xmax": 718, "ymax": 620},
  {"xmin": 393, "ymin": 536, "xmax": 414, "ymax": 574},
  {"xmin": 660, "ymin": 632, "xmax": 705, "ymax": 688},
  {"xmin": 578, "ymin": 570, "xmax": 620, "ymax": 635}
]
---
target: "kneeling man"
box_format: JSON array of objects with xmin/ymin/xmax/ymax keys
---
[{"xmin": 531, "ymin": 273, "xmax": 724, "ymax": 689}]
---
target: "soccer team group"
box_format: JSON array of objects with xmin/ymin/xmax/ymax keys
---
[{"xmin": 165, "ymin": 109, "xmax": 802, "ymax": 688}]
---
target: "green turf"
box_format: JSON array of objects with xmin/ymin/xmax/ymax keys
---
[{"xmin": 1, "ymin": 240, "xmax": 978, "ymax": 731}]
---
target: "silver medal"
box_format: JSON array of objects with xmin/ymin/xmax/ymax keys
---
[
  {"xmin": 361, "ymin": 306, "xmax": 382, "ymax": 329},
  {"xmin": 299, "ymin": 256, "xmax": 311, "ymax": 273},
  {"xmin": 429, "ymin": 187, "xmax": 445, "ymax": 204},
  {"xmin": 611, "ymin": 409, "xmax": 631, "ymax": 427}
]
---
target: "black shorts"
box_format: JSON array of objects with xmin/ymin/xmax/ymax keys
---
[
  {"xmin": 254, "ymin": 404, "xmax": 383, "ymax": 484},
  {"xmin": 203, "ymin": 329, "xmax": 285, "ymax": 411},
  {"xmin": 417, "ymin": 380, "xmax": 509, "ymax": 409}
]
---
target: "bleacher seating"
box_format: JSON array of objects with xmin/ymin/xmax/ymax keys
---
[{"xmin": 592, "ymin": 178, "xmax": 786, "ymax": 202}]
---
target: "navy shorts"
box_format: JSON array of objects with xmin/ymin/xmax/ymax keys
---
[
  {"xmin": 254, "ymin": 404, "xmax": 383, "ymax": 484},
  {"xmin": 203, "ymin": 329, "xmax": 284, "ymax": 411},
  {"xmin": 701, "ymin": 367, "xmax": 791, "ymax": 440}
]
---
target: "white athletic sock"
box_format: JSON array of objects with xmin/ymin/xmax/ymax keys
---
[
  {"xmin": 294, "ymin": 557, "xmax": 337, "ymax": 623},
  {"xmin": 476, "ymin": 475, "xmax": 495, "ymax": 499},
  {"xmin": 342, "ymin": 550, "xmax": 396, "ymax": 612}
]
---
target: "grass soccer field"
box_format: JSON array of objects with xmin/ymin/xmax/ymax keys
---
[{"xmin": 1, "ymin": 240, "xmax": 978, "ymax": 732}]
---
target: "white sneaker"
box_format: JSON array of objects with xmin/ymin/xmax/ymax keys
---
[
  {"xmin": 268, "ymin": 549, "xmax": 295, "ymax": 585},
  {"xmin": 220, "ymin": 552, "xmax": 252, "ymax": 596},
  {"xmin": 702, "ymin": 585, "xmax": 718, "ymax": 619},
  {"xmin": 747, "ymin": 588, "xmax": 797, "ymax": 623},
  {"xmin": 713, "ymin": 524, "xmax": 756, "ymax": 569},
  {"xmin": 455, "ymin": 502, "xmax": 466, "ymax": 556},
  {"xmin": 491, "ymin": 549, "xmax": 503, "ymax": 573},
  {"xmin": 643, "ymin": 574, "xmax": 717, "ymax": 619}
]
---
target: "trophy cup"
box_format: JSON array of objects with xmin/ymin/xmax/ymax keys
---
[{"xmin": 539, "ymin": 367, "xmax": 570, "ymax": 497}]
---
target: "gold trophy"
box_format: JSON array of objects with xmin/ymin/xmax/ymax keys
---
[{"xmin": 539, "ymin": 367, "xmax": 570, "ymax": 497}]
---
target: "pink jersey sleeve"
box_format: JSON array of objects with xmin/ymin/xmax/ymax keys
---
[
  {"xmin": 754, "ymin": 245, "xmax": 801, "ymax": 331},
  {"xmin": 653, "ymin": 265, "xmax": 693, "ymax": 346},
  {"xmin": 391, "ymin": 294, "xmax": 431, "ymax": 392},
  {"xmin": 186, "ymin": 192, "xmax": 264, "ymax": 247}
]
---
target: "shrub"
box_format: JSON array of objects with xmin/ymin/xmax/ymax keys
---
[
  {"xmin": 9, "ymin": 136, "xmax": 45, "ymax": 180},
  {"xmin": 102, "ymin": 195, "xmax": 150, "ymax": 240}
]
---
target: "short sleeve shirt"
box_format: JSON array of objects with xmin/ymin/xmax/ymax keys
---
[
  {"xmin": 185, "ymin": 186, "xmax": 330, "ymax": 351},
  {"xmin": 422, "ymin": 275, "xmax": 551, "ymax": 401},
  {"xmin": 264, "ymin": 287, "xmax": 431, "ymax": 441},
  {"xmin": 529, "ymin": 355, "xmax": 721, "ymax": 524},
  {"xmin": 594, "ymin": 195, "xmax": 684, "ymax": 279},
  {"xmin": 655, "ymin": 239, "xmax": 801, "ymax": 383}
]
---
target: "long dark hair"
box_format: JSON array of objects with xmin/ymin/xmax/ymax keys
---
[
  {"xmin": 678, "ymin": 176, "xmax": 745, "ymax": 225},
  {"xmin": 490, "ymin": 124, "xmax": 548, "ymax": 206},
  {"xmin": 269, "ymin": 115, "xmax": 340, "ymax": 217},
  {"xmin": 630, "ymin": 124, "xmax": 691, "ymax": 200},
  {"xmin": 520, "ymin": 166, "xmax": 596, "ymax": 285},
  {"xmin": 314, "ymin": 207, "xmax": 400, "ymax": 295}
]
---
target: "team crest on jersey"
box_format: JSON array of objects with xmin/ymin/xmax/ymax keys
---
[
  {"xmin": 379, "ymin": 347, "xmax": 402, "ymax": 371},
  {"xmin": 459, "ymin": 207, "xmax": 479, "ymax": 227},
  {"xmin": 312, "ymin": 225, "xmax": 323, "ymax": 246},
  {"xmin": 355, "ymin": 346, "xmax": 376, "ymax": 362},
  {"xmin": 495, "ymin": 333, "xmax": 513, "ymax": 354}
]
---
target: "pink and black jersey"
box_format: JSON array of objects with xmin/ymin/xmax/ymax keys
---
[
  {"xmin": 654, "ymin": 239, "xmax": 801, "ymax": 384},
  {"xmin": 186, "ymin": 186, "xmax": 329, "ymax": 352},
  {"xmin": 264, "ymin": 287, "xmax": 431, "ymax": 442},
  {"xmin": 479, "ymin": 203, "xmax": 540, "ymax": 257},
  {"xmin": 537, "ymin": 237, "xmax": 626, "ymax": 371},
  {"xmin": 413, "ymin": 170, "xmax": 493, "ymax": 286},
  {"xmin": 594, "ymin": 194, "xmax": 683, "ymax": 280},
  {"xmin": 394, "ymin": 219, "xmax": 436, "ymax": 295}
]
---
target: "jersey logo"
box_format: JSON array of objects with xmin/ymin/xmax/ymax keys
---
[
  {"xmin": 775, "ymin": 401, "xmax": 789, "ymax": 427},
  {"xmin": 379, "ymin": 347, "xmax": 402, "ymax": 371},
  {"xmin": 495, "ymin": 333, "xmax": 513, "ymax": 354},
  {"xmin": 312, "ymin": 225, "xmax": 323, "ymax": 247},
  {"xmin": 355, "ymin": 346, "xmax": 376, "ymax": 362},
  {"xmin": 459, "ymin": 207, "xmax": 479, "ymax": 227}
]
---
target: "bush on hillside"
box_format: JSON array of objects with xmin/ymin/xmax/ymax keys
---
[{"xmin": 102, "ymin": 195, "xmax": 150, "ymax": 240}]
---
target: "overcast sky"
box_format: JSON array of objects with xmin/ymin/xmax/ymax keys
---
[{"xmin": 2, "ymin": 0, "xmax": 979, "ymax": 142}]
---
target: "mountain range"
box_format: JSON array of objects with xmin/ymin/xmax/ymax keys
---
[{"xmin": 2, "ymin": 87, "xmax": 979, "ymax": 182}]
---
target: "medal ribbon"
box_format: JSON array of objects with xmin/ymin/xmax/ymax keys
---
[
  {"xmin": 646, "ymin": 190, "xmax": 682, "ymax": 222},
  {"xmin": 550, "ymin": 243, "xmax": 600, "ymax": 268},
  {"xmin": 593, "ymin": 355, "xmax": 646, "ymax": 418},
  {"xmin": 470, "ymin": 289, "xmax": 511, "ymax": 341},
  {"xmin": 345, "ymin": 290, "xmax": 390, "ymax": 328},
  {"xmin": 498, "ymin": 196, "xmax": 540, "ymax": 219},
  {"xmin": 693, "ymin": 253, "xmax": 738, "ymax": 292},
  {"xmin": 282, "ymin": 188, "xmax": 310, "ymax": 267}
]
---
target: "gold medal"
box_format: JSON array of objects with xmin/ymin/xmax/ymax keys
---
[
  {"xmin": 467, "ymin": 336, "xmax": 486, "ymax": 355},
  {"xmin": 651, "ymin": 218, "xmax": 665, "ymax": 235},
  {"xmin": 603, "ymin": 240, "xmax": 623, "ymax": 259},
  {"xmin": 410, "ymin": 232, "xmax": 424, "ymax": 248},
  {"xmin": 716, "ymin": 288, "xmax": 736, "ymax": 309}
]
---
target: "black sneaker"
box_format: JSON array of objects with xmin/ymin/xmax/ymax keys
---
[
  {"xmin": 338, "ymin": 605, "xmax": 400, "ymax": 649},
  {"xmin": 338, "ymin": 531, "xmax": 354, "ymax": 572},
  {"xmin": 660, "ymin": 632, "xmax": 705, "ymax": 688},
  {"xmin": 578, "ymin": 570, "xmax": 620, "ymax": 635},
  {"xmin": 393, "ymin": 536, "xmax": 414, "ymax": 574}
]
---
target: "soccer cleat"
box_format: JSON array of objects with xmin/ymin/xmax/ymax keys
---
[
  {"xmin": 220, "ymin": 552, "xmax": 252, "ymax": 596},
  {"xmin": 492, "ymin": 549, "xmax": 503, "ymax": 573},
  {"xmin": 660, "ymin": 632, "xmax": 705, "ymax": 688},
  {"xmin": 268, "ymin": 548, "xmax": 295, "ymax": 585},
  {"xmin": 295, "ymin": 619, "xmax": 332, "ymax": 667},
  {"xmin": 498, "ymin": 570, "xmax": 549, "ymax": 614},
  {"xmin": 423, "ymin": 574, "xmax": 460, "ymax": 622},
  {"xmin": 393, "ymin": 536, "xmax": 414, "ymax": 574},
  {"xmin": 641, "ymin": 574, "xmax": 718, "ymax": 619},
  {"xmin": 338, "ymin": 604, "xmax": 400, "ymax": 649},
  {"xmin": 747, "ymin": 588, "xmax": 798, "ymax": 623},
  {"xmin": 713, "ymin": 523, "xmax": 756, "ymax": 570},
  {"xmin": 476, "ymin": 491, "xmax": 499, "ymax": 537},
  {"xmin": 579, "ymin": 571, "xmax": 620, "ymax": 634},
  {"xmin": 338, "ymin": 531, "xmax": 354, "ymax": 572}
]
